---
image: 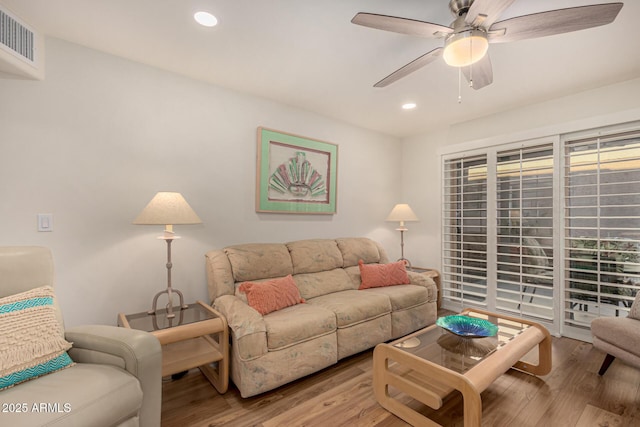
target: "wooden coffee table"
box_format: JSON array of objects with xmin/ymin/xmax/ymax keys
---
[
  {"xmin": 373, "ymin": 308, "xmax": 551, "ymax": 427},
  {"xmin": 118, "ymin": 300, "xmax": 229, "ymax": 393}
]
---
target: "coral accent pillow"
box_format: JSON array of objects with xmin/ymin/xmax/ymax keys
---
[
  {"xmin": 358, "ymin": 260, "xmax": 410, "ymax": 290},
  {"xmin": 238, "ymin": 275, "xmax": 305, "ymax": 315}
]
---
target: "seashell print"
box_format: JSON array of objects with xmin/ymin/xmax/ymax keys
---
[{"xmin": 269, "ymin": 152, "xmax": 326, "ymax": 198}]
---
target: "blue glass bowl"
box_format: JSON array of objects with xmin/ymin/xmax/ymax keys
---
[{"xmin": 436, "ymin": 315, "xmax": 498, "ymax": 338}]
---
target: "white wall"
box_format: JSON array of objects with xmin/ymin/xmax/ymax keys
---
[
  {"xmin": 398, "ymin": 127, "xmax": 450, "ymax": 271},
  {"xmin": 403, "ymin": 77, "xmax": 640, "ymax": 278},
  {"xmin": 0, "ymin": 38, "xmax": 403, "ymax": 327},
  {"xmin": 446, "ymin": 78, "xmax": 640, "ymax": 147}
]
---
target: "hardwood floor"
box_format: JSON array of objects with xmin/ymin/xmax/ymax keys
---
[{"xmin": 161, "ymin": 333, "xmax": 640, "ymax": 427}]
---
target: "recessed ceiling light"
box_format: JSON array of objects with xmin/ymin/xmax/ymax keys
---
[
  {"xmin": 194, "ymin": 11, "xmax": 218, "ymax": 27},
  {"xmin": 402, "ymin": 103, "xmax": 417, "ymax": 110}
]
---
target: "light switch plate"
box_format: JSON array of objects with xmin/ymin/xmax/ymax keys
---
[{"xmin": 37, "ymin": 213, "xmax": 53, "ymax": 232}]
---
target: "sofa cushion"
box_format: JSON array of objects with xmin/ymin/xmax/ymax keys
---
[
  {"xmin": 287, "ymin": 239, "xmax": 344, "ymax": 274},
  {"xmin": 337, "ymin": 237, "xmax": 382, "ymax": 267},
  {"xmin": 0, "ymin": 286, "xmax": 74, "ymax": 390},
  {"xmin": 344, "ymin": 265, "xmax": 363, "ymax": 288},
  {"xmin": 225, "ymin": 244, "xmax": 293, "ymax": 282},
  {"xmin": 308, "ymin": 290, "xmax": 391, "ymax": 328},
  {"xmin": 293, "ymin": 268, "xmax": 355, "ymax": 300},
  {"xmin": 0, "ymin": 363, "xmax": 142, "ymax": 426},
  {"xmin": 263, "ymin": 304, "xmax": 336, "ymax": 351},
  {"xmin": 239, "ymin": 275, "xmax": 304, "ymax": 315},
  {"xmin": 363, "ymin": 284, "xmax": 429, "ymax": 311},
  {"xmin": 358, "ymin": 260, "xmax": 410, "ymax": 289}
]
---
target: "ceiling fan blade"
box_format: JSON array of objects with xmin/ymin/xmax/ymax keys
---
[
  {"xmin": 465, "ymin": 0, "xmax": 515, "ymax": 30},
  {"xmin": 352, "ymin": 13, "xmax": 453, "ymax": 38},
  {"xmin": 374, "ymin": 48, "xmax": 443, "ymax": 87},
  {"xmin": 462, "ymin": 54, "xmax": 493, "ymax": 90},
  {"xmin": 489, "ymin": 3, "xmax": 623, "ymax": 44}
]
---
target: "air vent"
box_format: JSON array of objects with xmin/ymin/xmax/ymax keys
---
[
  {"xmin": 0, "ymin": 8, "xmax": 34, "ymax": 63},
  {"xmin": 0, "ymin": 5, "xmax": 44, "ymax": 80}
]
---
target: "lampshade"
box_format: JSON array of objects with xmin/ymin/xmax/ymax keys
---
[
  {"xmin": 386, "ymin": 204, "xmax": 419, "ymax": 227},
  {"xmin": 133, "ymin": 192, "xmax": 201, "ymax": 231},
  {"xmin": 443, "ymin": 29, "xmax": 489, "ymax": 67}
]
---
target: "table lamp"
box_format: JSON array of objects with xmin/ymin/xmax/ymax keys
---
[
  {"xmin": 133, "ymin": 192, "xmax": 202, "ymax": 318},
  {"xmin": 386, "ymin": 203, "xmax": 418, "ymax": 267}
]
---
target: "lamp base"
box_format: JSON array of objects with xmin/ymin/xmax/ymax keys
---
[
  {"xmin": 396, "ymin": 228, "xmax": 411, "ymax": 269},
  {"xmin": 148, "ymin": 287, "xmax": 189, "ymax": 319}
]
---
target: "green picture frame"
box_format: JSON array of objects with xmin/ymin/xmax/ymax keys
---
[{"xmin": 256, "ymin": 127, "xmax": 338, "ymax": 214}]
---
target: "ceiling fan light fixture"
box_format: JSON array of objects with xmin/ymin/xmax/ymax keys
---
[{"xmin": 443, "ymin": 29, "xmax": 488, "ymax": 67}]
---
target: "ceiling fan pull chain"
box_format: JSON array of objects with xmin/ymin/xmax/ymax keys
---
[
  {"xmin": 469, "ymin": 36, "xmax": 474, "ymax": 88},
  {"xmin": 458, "ymin": 67, "xmax": 462, "ymax": 103}
]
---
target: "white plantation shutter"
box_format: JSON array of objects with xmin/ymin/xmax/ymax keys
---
[
  {"xmin": 442, "ymin": 155, "xmax": 488, "ymax": 307},
  {"xmin": 495, "ymin": 144, "xmax": 555, "ymax": 321},
  {"xmin": 563, "ymin": 130, "xmax": 640, "ymax": 330},
  {"xmin": 440, "ymin": 123, "xmax": 640, "ymax": 338}
]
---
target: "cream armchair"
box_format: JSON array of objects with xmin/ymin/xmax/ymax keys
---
[
  {"xmin": 591, "ymin": 291, "xmax": 640, "ymax": 375},
  {"xmin": 0, "ymin": 246, "xmax": 162, "ymax": 427}
]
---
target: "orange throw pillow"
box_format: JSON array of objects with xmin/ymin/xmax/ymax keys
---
[
  {"xmin": 358, "ymin": 260, "xmax": 410, "ymax": 289},
  {"xmin": 238, "ymin": 275, "xmax": 305, "ymax": 315}
]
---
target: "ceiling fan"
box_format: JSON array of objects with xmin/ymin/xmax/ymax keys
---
[{"xmin": 352, "ymin": 0, "xmax": 624, "ymax": 90}]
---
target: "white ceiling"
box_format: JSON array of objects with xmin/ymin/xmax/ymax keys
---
[{"xmin": 2, "ymin": 0, "xmax": 639, "ymax": 138}]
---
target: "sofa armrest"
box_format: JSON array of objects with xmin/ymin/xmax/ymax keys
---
[
  {"xmin": 407, "ymin": 271, "xmax": 438, "ymax": 303},
  {"xmin": 214, "ymin": 295, "xmax": 268, "ymax": 360},
  {"xmin": 65, "ymin": 325, "xmax": 161, "ymax": 427}
]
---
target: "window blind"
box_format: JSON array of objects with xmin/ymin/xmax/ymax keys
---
[
  {"xmin": 495, "ymin": 144, "xmax": 554, "ymax": 321},
  {"xmin": 442, "ymin": 155, "xmax": 488, "ymax": 307},
  {"xmin": 564, "ymin": 130, "xmax": 640, "ymax": 328}
]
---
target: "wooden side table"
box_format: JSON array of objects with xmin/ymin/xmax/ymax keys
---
[
  {"xmin": 410, "ymin": 267, "xmax": 441, "ymax": 310},
  {"xmin": 118, "ymin": 300, "xmax": 229, "ymax": 393}
]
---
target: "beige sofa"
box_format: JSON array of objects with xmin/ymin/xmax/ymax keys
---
[
  {"xmin": 205, "ymin": 237, "xmax": 437, "ymax": 397},
  {"xmin": 0, "ymin": 247, "xmax": 161, "ymax": 427}
]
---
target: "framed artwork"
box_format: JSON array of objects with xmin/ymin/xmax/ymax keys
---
[{"xmin": 256, "ymin": 127, "xmax": 338, "ymax": 214}]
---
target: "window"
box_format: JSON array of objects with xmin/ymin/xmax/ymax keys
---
[
  {"xmin": 442, "ymin": 155, "xmax": 488, "ymax": 308},
  {"xmin": 563, "ymin": 130, "xmax": 640, "ymax": 333},
  {"xmin": 441, "ymin": 123, "xmax": 640, "ymax": 338},
  {"xmin": 496, "ymin": 144, "xmax": 555, "ymax": 321}
]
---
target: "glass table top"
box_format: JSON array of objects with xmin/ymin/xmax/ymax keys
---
[
  {"xmin": 392, "ymin": 311, "xmax": 530, "ymax": 375},
  {"xmin": 122, "ymin": 303, "xmax": 216, "ymax": 332}
]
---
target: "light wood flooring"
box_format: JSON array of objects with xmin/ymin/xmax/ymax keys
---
[{"xmin": 161, "ymin": 328, "xmax": 640, "ymax": 427}]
